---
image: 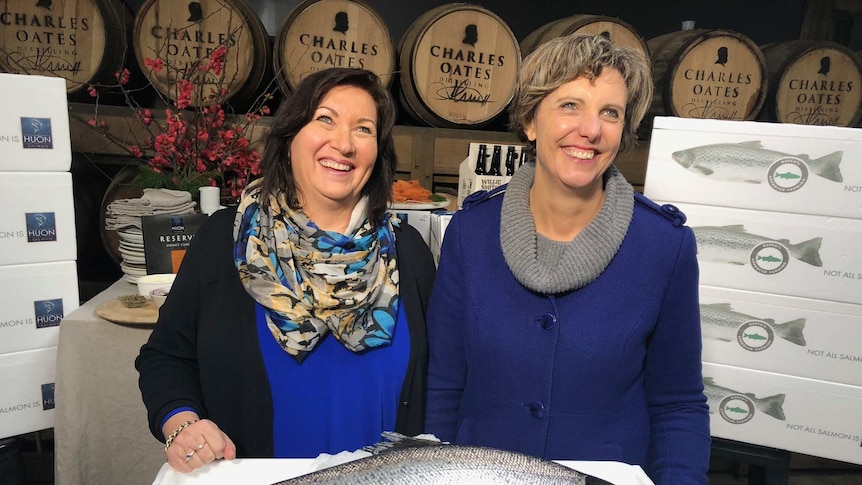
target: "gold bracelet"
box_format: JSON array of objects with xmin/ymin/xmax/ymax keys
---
[{"xmin": 164, "ymin": 420, "xmax": 197, "ymax": 452}]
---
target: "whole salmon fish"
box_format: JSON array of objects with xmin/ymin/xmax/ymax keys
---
[
  {"xmin": 671, "ymin": 141, "xmax": 843, "ymax": 183},
  {"xmin": 275, "ymin": 444, "xmax": 610, "ymax": 484}
]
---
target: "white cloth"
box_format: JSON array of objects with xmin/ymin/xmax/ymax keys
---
[{"xmin": 105, "ymin": 189, "xmax": 198, "ymax": 230}]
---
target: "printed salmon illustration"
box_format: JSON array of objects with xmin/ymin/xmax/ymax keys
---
[
  {"xmin": 700, "ymin": 303, "xmax": 806, "ymax": 346},
  {"xmin": 671, "ymin": 141, "xmax": 843, "ymax": 183},
  {"xmin": 704, "ymin": 377, "xmax": 786, "ymax": 421},
  {"xmin": 692, "ymin": 225, "xmax": 822, "ymax": 267}
]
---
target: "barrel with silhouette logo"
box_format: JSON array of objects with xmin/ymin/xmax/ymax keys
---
[
  {"xmin": 273, "ymin": 0, "xmax": 394, "ymax": 94},
  {"xmin": 758, "ymin": 41, "xmax": 862, "ymax": 127},
  {"xmin": 0, "ymin": 0, "xmax": 133, "ymax": 95},
  {"xmin": 520, "ymin": 15, "xmax": 648, "ymax": 59},
  {"xmin": 399, "ymin": 4, "xmax": 521, "ymax": 128},
  {"xmin": 133, "ymin": 0, "xmax": 272, "ymax": 109},
  {"xmin": 648, "ymin": 29, "xmax": 767, "ymax": 121}
]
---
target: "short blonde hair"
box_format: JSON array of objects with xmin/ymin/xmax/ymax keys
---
[{"xmin": 509, "ymin": 33, "xmax": 653, "ymax": 153}]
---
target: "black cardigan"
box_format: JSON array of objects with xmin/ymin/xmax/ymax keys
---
[{"xmin": 136, "ymin": 208, "xmax": 436, "ymax": 456}]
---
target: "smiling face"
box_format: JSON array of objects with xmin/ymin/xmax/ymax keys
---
[
  {"xmin": 290, "ymin": 84, "xmax": 379, "ymax": 218},
  {"xmin": 524, "ymin": 68, "xmax": 628, "ymax": 197}
]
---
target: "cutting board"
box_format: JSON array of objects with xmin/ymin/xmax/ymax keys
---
[{"xmin": 96, "ymin": 298, "xmax": 159, "ymax": 325}]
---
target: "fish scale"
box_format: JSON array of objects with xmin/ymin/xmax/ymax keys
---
[{"xmin": 275, "ymin": 444, "xmax": 605, "ymax": 484}]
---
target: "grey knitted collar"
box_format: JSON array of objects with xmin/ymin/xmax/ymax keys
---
[{"xmin": 500, "ymin": 162, "xmax": 634, "ymax": 294}]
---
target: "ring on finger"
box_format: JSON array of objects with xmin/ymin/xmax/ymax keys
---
[{"xmin": 184, "ymin": 450, "xmax": 196, "ymax": 463}]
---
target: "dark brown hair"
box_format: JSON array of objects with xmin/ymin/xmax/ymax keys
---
[{"xmin": 259, "ymin": 68, "xmax": 397, "ymax": 227}]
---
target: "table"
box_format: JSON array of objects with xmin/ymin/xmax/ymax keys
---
[{"xmin": 55, "ymin": 279, "xmax": 165, "ymax": 485}]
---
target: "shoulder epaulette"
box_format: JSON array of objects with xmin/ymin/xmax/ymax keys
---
[
  {"xmin": 634, "ymin": 192, "xmax": 687, "ymax": 227},
  {"xmin": 461, "ymin": 184, "xmax": 507, "ymax": 210}
]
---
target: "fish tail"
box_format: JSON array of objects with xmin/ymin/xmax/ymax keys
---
[
  {"xmin": 808, "ymin": 151, "xmax": 843, "ymax": 182},
  {"xmin": 788, "ymin": 237, "xmax": 823, "ymax": 267},
  {"xmin": 775, "ymin": 318, "xmax": 807, "ymax": 346},
  {"xmin": 754, "ymin": 393, "xmax": 786, "ymax": 420}
]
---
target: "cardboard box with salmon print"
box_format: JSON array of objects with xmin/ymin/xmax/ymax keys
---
[
  {"xmin": 703, "ymin": 362, "xmax": 862, "ymax": 465},
  {"xmin": 644, "ymin": 117, "xmax": 862, "ymax": 219},
  {"xmin": 699, "ymin": 286, "xmax": 862, "ymax": 387},
  {"xmin": 658, "ymin": 201, "xmax": 862, "ymax": 305}
]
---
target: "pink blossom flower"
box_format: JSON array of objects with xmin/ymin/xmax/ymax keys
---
[{"xmin": 144, "ymin": 57, "xmax": 163, "ymax": 74}]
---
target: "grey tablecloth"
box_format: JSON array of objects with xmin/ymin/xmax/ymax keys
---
[{"xmin": 55, "ymin": 279, "xmax": 164, "ymax": 485}]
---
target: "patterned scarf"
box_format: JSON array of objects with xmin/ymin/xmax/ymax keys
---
[{"xmin": 233, "ymin": 178, "xmax": 401, "ymax": 364}]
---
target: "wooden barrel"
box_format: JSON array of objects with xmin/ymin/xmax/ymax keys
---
[
  {"xmin": 648, "ymin": 29, "xmax": 767, "ymax": 121},
  {"xmin": 520, "ymin": 15, "xmax": 649, "ymax": 59},
  {"xmin": 0, "ymin": 0, "xmax": 132, "ymax": 95},
  {"xmin": 759, "ymin": 41, "xmax": 862, "ymax": 127},
  {"xmin": 133, "ymin": 0, "xmax": 272, "ymax": 109},
  {"xmin": 399, "ymin": 4, "xmax": 521, "ymax": 129},
  {"xmin": 273, "ymin": 0, "xmax": 394, "ymax": 94}
]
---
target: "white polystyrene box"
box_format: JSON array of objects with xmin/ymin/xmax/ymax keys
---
[
  {"xmin": 703, "ymin": 362, "xmax": 862, "ymax": 466},
  {"xmin": 0, "ymin": 347, "xmax": 56, "ymax": 440},
  {"xmin": 0, "ymin": 262, "xmax": 79, "ymax": 354},
  {"xmin": 0, "ymin": 73, "xmax": 71, "ymax": 171},
  {"xmin": 392, "ymin": 209, "xmax": 431, "ymax": 246},
  {"xmin": 699, "ymin": 285, "xmax": 862, "ymax": 386},
  {"xmin": 644, "ymin": 117, "xmax": 862, "ymax": 219},
  {"xmin": 0, "ymin": 172, "xmax": 77, "ymax": 265},
  {"xmin": 429, "ymin": 211, "xmax": 454, "ymax": 267},
  {"xmin": 662, "ymin": 201, "xmax": 862, "ymax": 305}
]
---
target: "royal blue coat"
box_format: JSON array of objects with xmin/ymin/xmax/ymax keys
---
[{"xmin": 426, "ymin": 190, "xmax": 710, "ymax": 484}]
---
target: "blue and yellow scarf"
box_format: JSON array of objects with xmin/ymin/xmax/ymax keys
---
[{"xmin": 233, "ymin": 178, "xmax": 400, "ymax": 364}]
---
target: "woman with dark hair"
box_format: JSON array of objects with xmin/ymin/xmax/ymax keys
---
[{"xmin": 137, "ymin": 68, "xmax": 435, "ymax": 472}]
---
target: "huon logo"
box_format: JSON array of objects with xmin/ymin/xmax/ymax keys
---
[
  {"xmin": 20, "ymin": 118, "xmax": 53, "ymax": 149},
  {"xmin": 25, "ymin": 213, "xmax": 57, "ymax": 242},
  {"xmin": 34, "ymin": 299, "xmax": 63, "ymax": 329},
  {"xmin": 170, "ymin": 216, "xmax": 186, "ymax": 232},
  {"xmin": 41, "ymin": 383, "xmax": 55, "ymax": 411}
]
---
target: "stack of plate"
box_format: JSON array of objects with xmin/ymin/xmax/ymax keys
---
[
  {"xmin": 116, "ymin": 228, "xmax": 146, "ymax": 283},
  {"xmin": 104, "ymin": 188, "xmax": 198, "ymax": 283}
]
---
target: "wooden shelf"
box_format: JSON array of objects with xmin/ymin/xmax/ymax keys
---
[{"xmin": 68, "ymin": 102, "xmax": 649, "ymax": 192}]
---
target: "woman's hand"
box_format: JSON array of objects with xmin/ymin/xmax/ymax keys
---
[{"xmin": 163, "ymin": 413, "xmax": 237, "ymax": 473}]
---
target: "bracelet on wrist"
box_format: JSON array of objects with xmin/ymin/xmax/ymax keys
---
[{"xmin": 164, "ymin": 420, "xmax": 197, "ymax": 452}]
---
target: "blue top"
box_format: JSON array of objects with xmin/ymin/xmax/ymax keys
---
[{"xmin": 256, "ymin": 302, "xmax": 410, "ymax": 457}]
